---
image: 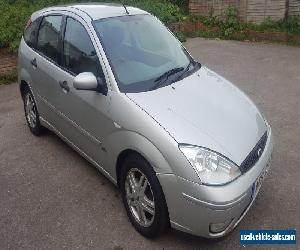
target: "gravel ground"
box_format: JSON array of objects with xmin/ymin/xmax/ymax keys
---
[{"xmin": 0, "ymin": 38, "xmax": 299, "ymax": 249}]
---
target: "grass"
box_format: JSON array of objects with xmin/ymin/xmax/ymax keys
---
[{"xmin": 0, "ymin": 69, "xmax": 17, "ymax": 85}]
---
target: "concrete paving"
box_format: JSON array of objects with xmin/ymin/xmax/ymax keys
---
[{"xmin": 0, "ymin": 38, "xmax": 299, "ymax": 249}]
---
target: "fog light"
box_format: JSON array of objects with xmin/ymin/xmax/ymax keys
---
[{"xmin": 209, "ymin": 219, "xmax": 232, "ymax": 233}]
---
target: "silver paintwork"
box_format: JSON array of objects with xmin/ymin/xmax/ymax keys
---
[
  {"xmin": 18, "ymin": 3, "xmax": 274, "ymax": 238},
  {"xmin": 73, "ymin": 72, "xmax": 98, "ymax": 91},
  {"xmin": 127, "ymin": 66, "xmax": 267, "ymax": 166}
]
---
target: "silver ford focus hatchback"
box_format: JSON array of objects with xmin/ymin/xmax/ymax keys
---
[{"xmin": 18, "ymin": 3, "xmax": 273, "ymax": 238}]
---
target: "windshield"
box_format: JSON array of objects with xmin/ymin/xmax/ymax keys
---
[{"xmin": 93, "ymin": 14, "xmax": 200, "ymax": 93}]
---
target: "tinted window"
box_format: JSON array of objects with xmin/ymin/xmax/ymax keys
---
[
  {"xmin": 63, "ymin": 17, "xmax": 103, "ymax": 78},
  {"xmin": 37, "ymin": 15, "xmax": 62, "ymax": 63},
  {"xmin": 24, "ymin": 18, "xmax": 40, "ymax": 48}
]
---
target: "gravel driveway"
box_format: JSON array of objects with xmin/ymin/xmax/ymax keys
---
[{"xmin": 0, "ymin": 38, "xmax": 299, "ymax": 249}]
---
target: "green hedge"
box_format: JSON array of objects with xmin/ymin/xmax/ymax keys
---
[{"xmin": 0, "ymin": 0, "xmax": 185, "ymax": 53}]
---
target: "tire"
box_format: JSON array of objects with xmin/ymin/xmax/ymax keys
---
[
  {"xmin": 22, "ymin": 86, "xmax": 45, "ymax": 136},
  {"xmin": 120, "ymin": 153, "xmax": 169, "ymax": 238}
]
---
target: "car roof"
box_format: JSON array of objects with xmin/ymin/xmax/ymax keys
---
[{"xmin": 34, "ymin": 2, "xmax": 148, "ymax": 21}]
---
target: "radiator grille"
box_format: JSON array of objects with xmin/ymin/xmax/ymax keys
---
[{"xmin": 240, "ymin": 131, "xmax": 268, "ymax": 173}]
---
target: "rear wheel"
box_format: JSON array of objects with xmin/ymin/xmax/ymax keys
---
[
  {"xmin": 23, "ymin": 87, "xmax": 45, "ymax": 136},
  {"xmin": 120, "ymin": 154, "xmax": 169, "ymax": 238}
]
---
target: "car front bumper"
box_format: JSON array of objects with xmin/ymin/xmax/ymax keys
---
[{"xmin": 157, "ymin": 129, "xmax": 274, "ymax": 238}]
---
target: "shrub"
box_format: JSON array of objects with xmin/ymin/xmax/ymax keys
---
[
  {"xmin": 169, "ymin": 0, "xmax": 188, "ymax": 12},
  {"xmin": 190, "ymin": 6, "xmax": 243, "ymax": 39},
  {"xmin": 191, "ymin": 6, "xmax": 300, "ymax": 41},
  {"xmin": 173, "ymin": 31, "xmax": 187, "ymax": 42},
  {"xmin": 220, "ymin": 6, "xmax": 242, "ymax": 38},
  {"xmin": 0, "ymin": 69, "xmax": 17, "ymax": 85},
  {"xmin": 127, "ymin": 0, "xmax": 185, "ymax": 24},
  {"xmin": 283, "ymin": 15, "xmax": 300, "ymax": 34},
  {"xmin": 248, "ymin": 15, "xmax": 300, "ymax": 35}
]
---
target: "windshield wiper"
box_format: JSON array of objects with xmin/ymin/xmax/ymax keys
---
[
  {"xmin": 149, "ymin": 67, "xmax": 184, "ymax": 91},
  {"xmin": 174, "ymin": 60, "xmax": 202, "ymax": 83},
  {"xmin": 175, "ymin": 60, "xmax": 195, "ymax": 82}
]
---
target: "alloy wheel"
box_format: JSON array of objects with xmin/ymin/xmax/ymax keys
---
[
  {"xmin": 25, "ymin": 93, "xmax": 37, "ymax": 128},
  {"xmin": 125, "ymin": 168, "xmax": 155, "ymax": 227}
]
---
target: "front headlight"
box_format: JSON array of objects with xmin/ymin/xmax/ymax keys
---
[{"xmin": 179, "ymin": 145, "xmax": 241, "ymax": 185}]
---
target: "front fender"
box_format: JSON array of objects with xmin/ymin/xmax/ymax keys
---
[{"xmin": 104, "ymin": 130, "xmax": 173, "ymax": 181}]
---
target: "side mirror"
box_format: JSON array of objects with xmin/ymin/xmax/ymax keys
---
[
  {"xmin": 73, "ymin": 72, "xmax": 98, "ymax": 91},
  {"xmin": 73, "ymin": 72, "xmax": 107, "ymax": 95}
]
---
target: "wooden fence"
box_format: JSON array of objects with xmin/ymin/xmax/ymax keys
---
[
  {"xmin": 289, "ymin": 0, "xmax": 300, "ymax": 16},
  {"xmin": 189, "ymin": 0, "xmax": 300, "ymax": 23}
]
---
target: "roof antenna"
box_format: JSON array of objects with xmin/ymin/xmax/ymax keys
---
[{"xmin": 122, "ymin": 2, "xmax": 129, "ymax": 15}]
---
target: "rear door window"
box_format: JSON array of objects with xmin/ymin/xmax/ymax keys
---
[
  {"xmin": 24, "ymin": 18, "xmax": 40, "ymax": 48},
  {"xmin": 37, "ymin": 15, "xmax": 62, "ymax": 63}
]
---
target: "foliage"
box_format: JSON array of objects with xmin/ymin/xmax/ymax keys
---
[
  {"xmin": 282, "ymin": 15, "xmax": 300, "ymax": 34},
  {"xmin": 220, "ymin": 6, "xmax": 242, "ymax": 38},
  {"xmin": 0, "ymin": 69, "xmax": 17, "ymax": 85},
  {"xmin": 173, "ymin": 31, "xmax": 187, "ymax": 42},
  {"xmin": 169, "ymin": 0, "xmax": 188, "ymax": 7},
  {"xmin": 127, "ymin": 0, "xmax": 185, "ymax": 24},
  {"xmin": 169, "ymin": 0, "xmax": 188, "ymax": 12},
  {"xmin": 191, "ymin": 6, "xmax": 300, "ymax": 41},
  {"xmin": 0, "ymin": 0, "xmax": 185, "ymax": 53},
  {"xmin": 247, "ymin": 15, "xmax": 300, "ymax": 35},
  {"xmin": 191, "ymin": 15, "xmax": 219, "ymax": 28},
  {"xmin": 190, "ymin": 6, "xmax": 243, "ymax": 38},
  {"xmin": 192, "ymin": 29, "xmax": 222, "ymax": 39}
]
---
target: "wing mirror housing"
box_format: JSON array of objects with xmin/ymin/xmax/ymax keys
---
[{"xmin": 73, "ymin": 72, "xmax": 107, "ymax": 95}]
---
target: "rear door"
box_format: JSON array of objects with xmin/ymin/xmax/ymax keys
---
[
  {"xmin": 30, "ymin": 15, "xmax": 64, "ymax": 125},
  {"xmin": 19, "ymin": 17, "xmax": 41, "ymax": 94}
]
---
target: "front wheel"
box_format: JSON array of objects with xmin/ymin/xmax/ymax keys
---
[
  {"xmin": 23, "ymin": 87, "xmax": 45, "ymax": 136},
  {"xmin": 120, "ymin": 154, "xmax": 169, "ymax": 238}
]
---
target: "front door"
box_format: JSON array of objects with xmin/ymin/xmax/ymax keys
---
[{"xmin": 49, "ymin": 16, "xmax": 115, "ymax": 170}]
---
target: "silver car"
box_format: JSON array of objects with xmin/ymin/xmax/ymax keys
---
[{"xmin": 18, "ymin": 3, "xmax": 273, "ymax": 238}]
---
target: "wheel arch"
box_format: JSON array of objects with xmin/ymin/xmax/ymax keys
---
[
  {"xmin": 105, "ymin": 130, "xmax": 174, "ymax": 187},
  {"xmin": 20, "ymin": 80, "xmax": 29, "ymax": 99},
  {"xmin": 19, "ymin": 67, "xmax": 34, "ymax": 99},
  {"xmin": 116, "ymin": 146, "xmax": 171, "ymax": 237},
  {"xmin": 116, "ymin": 149, "xmax": 140, "ymax": 187}
]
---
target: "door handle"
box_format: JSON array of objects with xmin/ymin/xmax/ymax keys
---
[
  {"xmin": 31, "ymin": 58, "xmax": 37, "ymax": 68},
  {"xmin": 59, "ymin": 81, "xmax": 70, "ymax": 92}
]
